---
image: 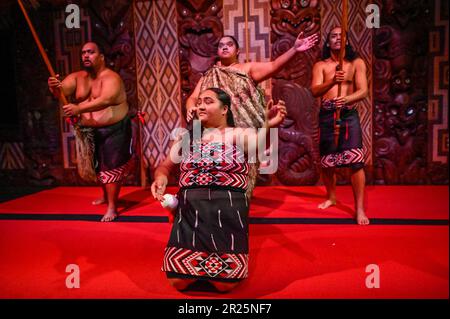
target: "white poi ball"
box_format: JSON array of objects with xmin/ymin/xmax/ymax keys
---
[{"xmin": 161, "ymin": 194, "xmax": 178, "ymax": 211}]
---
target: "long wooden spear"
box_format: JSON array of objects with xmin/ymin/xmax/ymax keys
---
[
  {"xmin": 17, "ymin": 0, "xmax": 69, "ymax": 106},
  {"xmin": 17, "ymin": 0, "xmax": 98, "ymax": 183},
  {"xmin": 334, "ymin": 0, "xmax": 348, "ymax": 146}
]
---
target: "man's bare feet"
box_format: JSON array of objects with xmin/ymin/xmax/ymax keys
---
[
  {"xmin": 318, "ymin": 199, "xmax": 336, "ymax": 209},
  {"xmin": 356, "ymin": 211, "xmax": 370, "ymax": 225},
  {"xmin": 101, "ymin": 208, "xmax": 117, "ymax": 222},
  {"xmin": 92, "ymin": 198, "xmax": 107, "ymax": 205}
]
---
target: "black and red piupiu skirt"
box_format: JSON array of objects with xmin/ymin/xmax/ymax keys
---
[
  {"xmin": 162, "ymin": 187, "xmax": 249, "ymax": 282},
  {"xmin": 93, "ymin": 115, "xmax": 133, "ymax": 184},
  {"xmin": 319, "ymin": 102, "xmax": 365, "ymax": 170}
]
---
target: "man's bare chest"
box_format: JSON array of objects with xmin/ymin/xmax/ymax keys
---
[
  {"xmin": 323, "ymin": 62, "xmax": 355, "ymax": 82},
  {"xmin": 75, "ymin": 77, "xmax": 102, "ymax": 101}
]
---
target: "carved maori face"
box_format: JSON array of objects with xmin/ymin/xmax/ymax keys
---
[
  {"xmin": 374, "ymin": 26, "xmax": 422, "ymax": 63},
  {"xmin": 177, "ymin": 0, "xmax": 223, "ymax": 57},
  {"xmin": 87, "ymin": 0, "xmax": 133, "ymax": 70},
  {"xmin": 390, "ymin": 69, "xmax": 412, "ymax": 93},
  {"xmin": 382, "ymin": 0, "xmax": 428, "ymax": 28},
  {"xmin": 89, "ymin": 0, "xmax": 130, "ymax": 36},
  {"xmin": 385, "ymin": 94, "xmax": 426, "ymax": 146},
  {"xmin": 270, "ymin": 0, "xmax": 319, "ymax": 37}
]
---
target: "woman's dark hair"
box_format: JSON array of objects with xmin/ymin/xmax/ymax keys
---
[
  {"xmin": 321, "ymin": 27, "xmax": 358, "ymax": 61},
  {"xmin": 205, "ymin": 87, "xmax": 235, "ymax": 127},
  {"xmin": 188, "ymin": 87, "xmax": 235, "ymax": 144}
]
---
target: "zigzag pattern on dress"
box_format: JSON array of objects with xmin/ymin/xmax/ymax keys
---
[
  {"xmin": 97, "ymin": 158, "xmax": 133, "ymax": 184},
  {"xmin": 321, "ymin": 148, "xmax": 364, "ymax": 168},
  {"xmin": 162, "ymin": 246, "xmax": 248, "ymax": 280},
  {"xmin": 180, "ymin": 143, "xmax": 249, "ymax": 190}
]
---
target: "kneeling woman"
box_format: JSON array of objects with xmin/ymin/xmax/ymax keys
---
[{"xmin": 151, "ymin": 88, "xmax": 286, "ymax": 292}]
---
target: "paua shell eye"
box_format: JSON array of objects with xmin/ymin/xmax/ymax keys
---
[{"xmin": 405, "ymin": 107, "xmax": 415, "ymax": 116}]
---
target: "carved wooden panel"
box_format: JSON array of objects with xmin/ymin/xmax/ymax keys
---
[
  {"xmin": 223, "ymin": 0, "xmax": 272, "ymax": 97},
  {"xmin": 134, "ymin": 0, "xmax": 182, "ymax": 177},
  {"xmin": 373, "ymin": 0, "xmax": 433, "ymax": 184},
  {"xmin": 270, "ymin": 0, "xmax": 321, "ymax": 185},
  {"xmin": 177, "ymin": 0, "xmax": 223, "ymax": 120},
  {"xmin": 427, "ymin": 0, "xmax": 448, "ymax": 184}
]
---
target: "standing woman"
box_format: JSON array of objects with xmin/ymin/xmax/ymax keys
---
[
  {"xmin": 186, "ymin": 33, "xmax": 318, "ymax": 198},
  {"xmin": 151, "ymin": 88, "xmax": 286, "ymax": 292}
]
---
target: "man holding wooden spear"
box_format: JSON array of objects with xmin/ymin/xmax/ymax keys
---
[
  {"xmin": 311, "ymin": 26, "xmax": 369, "ymax": 225},
  {"xmin": 48, "ymin": 42, "xmax": 132, "ymax": 222}
]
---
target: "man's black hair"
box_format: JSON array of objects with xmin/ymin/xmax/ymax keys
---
[{"xmin": 321, "ymin": 26, "xmax": 358, "ymax": 61}]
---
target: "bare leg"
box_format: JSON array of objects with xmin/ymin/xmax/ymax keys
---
[
  {"xmin": 209, "ymin": 281, "xmax": 240, "ymax": 293},
  {"xmin": 351, "ymin": 168, "xmax": 369, "ymax": 225},
  {"xmin": 168, "ymin": 278, "xmax": 196, "ymax": 291},
  {"xmin": 92, "ymin": 184, "xmax": 107, "ymax": 205},
  {"xmin": 101, "ymin": 182, "xmax": 120, "ymax": 222},
  {"xmin": 318, "ymin": 167, "xmax": 337, "ymax": 209}
]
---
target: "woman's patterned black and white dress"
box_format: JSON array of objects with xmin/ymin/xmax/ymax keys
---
[{"xmin": 162, "ymin": 142, "xmax": 250, "ymax": 282}]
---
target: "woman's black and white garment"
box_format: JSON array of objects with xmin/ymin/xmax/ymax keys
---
[{"xmin": 162, "ymin": 142, "xmax": 250, "ymax": 282}]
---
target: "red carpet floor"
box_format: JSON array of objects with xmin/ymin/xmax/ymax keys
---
[
  {"xmin": 0, "ymin": 186, "xmax": 448, "ymax": 299},
  {"xmin": 0, "ymin": 185, "xmax": 448, "ymax": 219}
]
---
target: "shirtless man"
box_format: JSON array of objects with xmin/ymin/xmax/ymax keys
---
[
  {"xmin": 311, "ymin": 26, "xmax": 369, "ymax": 225},
  {"xmin": 48, "ymin": 42, "xmax": 132, "ymax": 222}
]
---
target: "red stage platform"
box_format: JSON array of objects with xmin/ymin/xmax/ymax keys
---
[{"xmin": 0, "ymin": 186, "xmax": 448, "ymax": 299}]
